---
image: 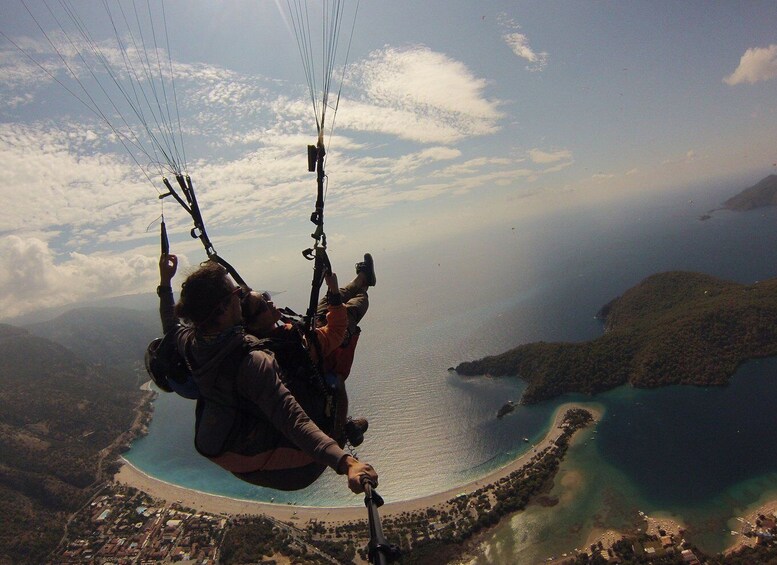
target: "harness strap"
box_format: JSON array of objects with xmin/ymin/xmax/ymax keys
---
[
  {"xmin": 301, "ymin": 140, "xmax": 330, "ymax": 335},
  {"xmin": 159, "ymin": 174, "xmax": 247, "ymax": 287}
]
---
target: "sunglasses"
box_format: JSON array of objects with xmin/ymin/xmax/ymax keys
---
[
  {"xmin": 225, "ymin": 286, "xmax": 250, "ymax": 302},
  {"xmin": 241, "ymin": 290, "xmax": 272, "ymax": 321}
]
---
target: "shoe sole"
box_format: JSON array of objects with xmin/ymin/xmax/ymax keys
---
[{"xmin": 362, "ymin": 253, "xmax": 376, "ymax": 286}]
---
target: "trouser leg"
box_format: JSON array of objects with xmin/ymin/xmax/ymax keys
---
[
  {"xmin": 342, "ymin": 281, "xmax": 369, "ymax": 335},
  {"xmin": 317, "ymin": 280, "xmax": 369, "ymax": 336}
]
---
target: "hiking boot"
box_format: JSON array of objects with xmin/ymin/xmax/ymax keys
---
[
  {"xmin": 344, "ymin": 417, "xmax": 369, "ymax": 447},
  {"xmin": 356, "ymin": 253, "xmax": 376, "ymax": 287}
]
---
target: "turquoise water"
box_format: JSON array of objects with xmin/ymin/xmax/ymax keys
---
[
  {"xmin": 469, "ymin": 360, "xmax": 777, "ymax": 562},
  {"xmin": 126, "ymin": 173, "xmax": 777, "ymax": 557}
]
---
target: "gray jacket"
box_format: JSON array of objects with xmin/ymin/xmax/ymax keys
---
[{"xmin": 158, "ymin": 287, "xmax": 346, "ymax": 477}]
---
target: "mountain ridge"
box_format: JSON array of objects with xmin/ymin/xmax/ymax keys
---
[{"xmin": 24, "ymin": 306, "xmax": 161, "ymax": 377}]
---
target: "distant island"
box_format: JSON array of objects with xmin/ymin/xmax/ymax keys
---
[
  {"xmin": 455, "ymin": 271, "xmax": 777, "ymax": 404},
  {"xmin": 701, "ymin": 174, "xmax": 777, "ymax": 220}
]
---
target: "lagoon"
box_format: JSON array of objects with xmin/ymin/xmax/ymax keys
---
[{"xmin": 470, "ymin": 359, "xmax": 777, "ymax": 563}]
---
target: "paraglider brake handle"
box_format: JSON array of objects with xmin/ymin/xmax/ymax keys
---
[{"xmin": 302, "ymin": 246, "xmax": 331, "ymax": 273}]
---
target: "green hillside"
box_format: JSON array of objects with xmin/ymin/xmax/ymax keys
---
[
  {"xmin": 25, "ymin": 306, "xmax": 160, "ymax": 377},
  {"xmin": 456, "ymin": 271, "xmax": 777, "ymax": 404},
  {"xmin": 0, "ymin": 324, "xmax": 150, "ymax": 564}
]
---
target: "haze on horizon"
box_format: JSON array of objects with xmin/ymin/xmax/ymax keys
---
[{"xmin": 1, "ymin": 0, "xmax": 776, "ymax": 319}]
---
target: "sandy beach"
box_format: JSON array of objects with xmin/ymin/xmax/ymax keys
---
[
  {"xmin": 543, "ymin": 510, "xmax": 687, "ymax": 565},
  {"xmin": 115, "ymin": 402, "xmax": 602, "ymax": 525},
  {"xmin": 725, "ymin": 495, "xmax": 777, "ymax": 554}
]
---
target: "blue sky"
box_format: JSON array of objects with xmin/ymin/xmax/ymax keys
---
[{"xmin": 1, "ymin": 1, "xmax": 776, "ymax": 318}]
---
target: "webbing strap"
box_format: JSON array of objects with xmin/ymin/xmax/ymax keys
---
[
  {"xmin": 159, "ymin": 174, "xmax": 246, "ymax": 287},
  {"xmin": 302, "ymin": 141, "xmax": 330, "ymax": 336}
]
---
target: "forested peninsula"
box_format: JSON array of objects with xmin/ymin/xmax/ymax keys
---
[
  {"xmin": 700, "ymin": 174, "xmax": 777, "ymax": 220},
  {"xmin": 723, "ymin": 174, "xmax": 777, "ymax": 211},
  {"xmin": 455, "ymin": 271, "xmax": 777, "ymax": 404}
]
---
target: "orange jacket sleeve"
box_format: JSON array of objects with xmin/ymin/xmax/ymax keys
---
[{"xmin": 313, "ymin": 303, "xmax": 347, "ymax": 359}]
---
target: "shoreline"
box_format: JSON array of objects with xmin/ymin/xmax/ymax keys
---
[
  {"xmin": 725, "ymin": 495, "xmax": 777, "ymax": 554},
  {"xmin": 115, "ymin": 401, "xmax": 602, "ymax": 525}
]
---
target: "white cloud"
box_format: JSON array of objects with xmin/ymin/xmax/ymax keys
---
[
  {"xmin": 0, "ymin": 115, "xmax": 479, "ymax": 265},
  {"xmin": 662, "ymin": 149, "xmax": 699, "ymax": 165},
  {"xmin": 0, "ymin": 235, "xmax": 159, "ymax": 318},
  {"xmin": 499, "ymin": 16, "xmax": 548, "ymax": 71},
  {"xmin": 0, "ymin": 36, "xmax": 60, "ymax": 92},
  {"xmin": 337, "ymin": 100, "xmax": 488, "ymax": 144},
  {"xmin": 0, "ymin": 122, "xmax": 154, "ymax": 238},
  {"xmin": 503, "ymin": 33, "xmax": 548, "ymax": 71},
  {"xmin": 528, "ymin": 148, "xmax": 572, "ymax": 164},
  {"xmin": 392, "ymin": 147, "xmax": 461, "ymax": 174},
  {"xmin": 346, "ymin": 46, "xmax": 503, "ymax": 143},
  {"xmin": 724, "ymin": 45, "xmax": 777, "ymax": 85},
  {"xmin": 543, "ymin": 159, "xmax": 575, "ymax": 174},
  {"xmin": 425, "ymin": 152, "xmax": 568, "ymax": 194},
  {"xmin": 0, "ymin": 20, "xmax": 525, "ymax": 317},
  {"xmin": 1, "ymin": 28, "xmax": 512, "ymax": 244},
  {"xmin": 433, "ymin": 157, "xmax": 514, "ymax": 177}
]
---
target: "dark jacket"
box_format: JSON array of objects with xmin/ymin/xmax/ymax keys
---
[{"xmin": 158, "ymin": 287, "xmax": 347, "ymax": 489}]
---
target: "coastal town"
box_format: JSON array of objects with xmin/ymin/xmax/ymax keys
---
[
  {"xmin": 54, "ymin": 479, "xmax": 361, "ymax": 564},
  {"xmin": 51, "ymin": 477, "xmax": 777, "ymax": 565},
  {"xmin": 50, "ymin": 409, "xmax": 597, "ymax": 564},
  {"xmin": 20, "ymin": 392, "xmax": 773, "ymax": 565},
  {"xmin": 545, "ymin": 503, "xmax": 777, "ymax": 564},
  {"xmin": 54, "ymin": 485, "xmax": 226, "ymax": 564}
]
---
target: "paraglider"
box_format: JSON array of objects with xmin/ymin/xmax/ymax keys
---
[
  {"xmin": 7, "ymin": 0, "xmax": 387, "ymax": 497},
  {"xmin": 5, "ymin": 3, "xmax": 398, "ymax": 559}
]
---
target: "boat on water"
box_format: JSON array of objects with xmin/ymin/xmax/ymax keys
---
[{"xmin": 497, "ymin": 400, "xmax": 516, "ymax": 418}]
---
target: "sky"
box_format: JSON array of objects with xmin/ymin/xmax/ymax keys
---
[{"xmin": 1, "ymin": 0, "xmax": 776, "ymax": 319}]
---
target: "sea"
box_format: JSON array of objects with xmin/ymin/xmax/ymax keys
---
[{"xmin": 125, "ymin": 172, "xmax": 777, "ymax": 562}]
